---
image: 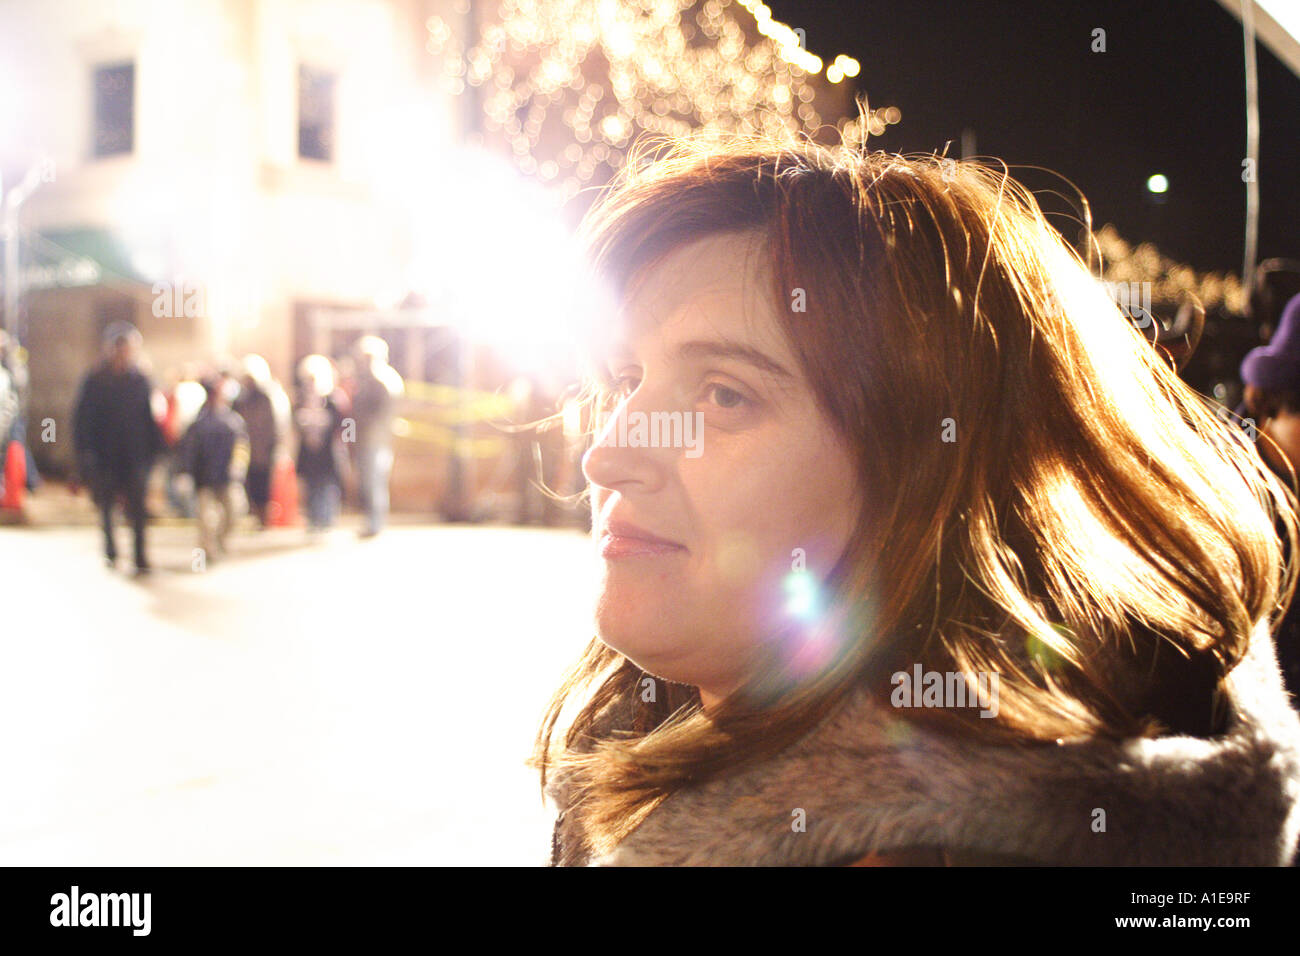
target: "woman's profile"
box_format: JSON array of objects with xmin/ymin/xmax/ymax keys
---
[{"xmin": 533, "ymin": 128, "xmax": 1300, "ymax": 866}]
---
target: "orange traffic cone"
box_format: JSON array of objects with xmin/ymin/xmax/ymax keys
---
[
  {"xmin": 2, "ymin": 440, "xmax": 26, "ymax": 511},
  {"xmin": 267, "ymin": 456, "xmax": 299, "ymax": 526}
]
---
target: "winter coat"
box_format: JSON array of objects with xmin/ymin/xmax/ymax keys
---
[
  {"xmin": 233, "ymin": 384, "xmax": 278, "ymax": 469},
  {"xmin": 176, "ymin": 405, "xmax": 248, "ymax": 490},
  {"xmin": 72, "ymin": 362, "xmax": 165, "ymax": 482},
  {"xmin": 548, "ymin": 616, "xmax": 1300, "ymax": 866},
  {"xmin": 294, "ymin": 392, "xmax": 347, "ymax": 485},
  {"xmin": 350, "ymin": 362, "xmax": 403, "ymax": 451}
]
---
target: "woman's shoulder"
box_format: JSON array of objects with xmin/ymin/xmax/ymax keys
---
[{"xmin": 593, "ymin": 631, "xmax": 1300, "ymax": 866}]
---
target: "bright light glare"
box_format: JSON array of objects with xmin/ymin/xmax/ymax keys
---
[
  {"xmin": 1146, "ymin": 173, "xmax": 1169, "ymax": 194},
  {"xmin": 408, "ymin": 146, "xmax": 613, "ymax": 382},
  {"xmin": 783, "ymin": 570, "xmax": 820, "ymax": 619}
]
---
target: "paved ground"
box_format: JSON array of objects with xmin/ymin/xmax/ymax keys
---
[{"xmin": 0, "ymin": 497, "xmax": 597, "ymax": 865}]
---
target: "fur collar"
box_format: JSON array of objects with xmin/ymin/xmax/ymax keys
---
[{"xmin": 552, "ymin": 619, "xmax": 1300, "ymax": 866}]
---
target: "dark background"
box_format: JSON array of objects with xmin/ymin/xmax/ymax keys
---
[{"xmin": 766, "ymin": 0, "xmax": 1300, "ymax": 276}]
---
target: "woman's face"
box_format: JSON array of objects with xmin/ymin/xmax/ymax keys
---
[{"xmin": 582, "ymin": 231, "xmax": 863, "ymax": 705}]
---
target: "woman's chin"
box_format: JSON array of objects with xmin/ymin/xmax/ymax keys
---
[
  {"xmin": 595, "ymin": 616, "xmax": 674, "ymax": 659},
  {"xmin": 596, "ymin": 615, "xmax": 687, "ymax": 671}
]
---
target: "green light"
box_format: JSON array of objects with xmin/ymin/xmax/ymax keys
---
[{"xmin": 1146, "ymin": 174, "xmax": 1169, "ymax": 194}]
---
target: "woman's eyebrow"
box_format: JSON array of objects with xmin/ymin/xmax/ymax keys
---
[{"xmin": 671, "ymin": 339, "xmax": 794, "ymax": 379}]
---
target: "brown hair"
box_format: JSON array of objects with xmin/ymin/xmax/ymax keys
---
[{"xmin": 534, "ymin": 128, "xmax": 1299, "ymax": 861}]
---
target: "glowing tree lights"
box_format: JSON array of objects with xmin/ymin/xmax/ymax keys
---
[
  {"xmin": 1094, "ymin": 224, "xmax": 1247, "ymax": 314},
  {"xmin": 425, "ymin": 0, "xmax": 889, "ymax": 202}
]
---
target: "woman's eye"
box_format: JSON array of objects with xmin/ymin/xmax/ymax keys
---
[
  {"xmin": 704, "ymin": 384, "xmax": 750, "ymax": 410},
  {"xmin": 612, "ymin": 375, "xmax": 640, "ymax": 396}
]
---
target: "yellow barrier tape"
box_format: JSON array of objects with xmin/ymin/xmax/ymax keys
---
[
  {"xmin": 415, "ymin": 404, "xmax": 520, "ymax": 427},
  {"xmin": 393, "ymin": 417, "xmax": 507, "ymax": 457},
  {"xmin": 402, "ymin": 379, "xmax": 515, "ymax": 419}
]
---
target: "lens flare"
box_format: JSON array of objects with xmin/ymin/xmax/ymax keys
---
[
  {"xmin": 775, "ymin": 570, "xmax": 840, "ymax": 680},
  {"xmin": 782, "ymin": 569, "xmax": 820, "ymax": 619}
]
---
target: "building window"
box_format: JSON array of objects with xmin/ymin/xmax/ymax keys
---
[
  {"xmin": 298, "ymin": 64, "xmax": 337, "ymax": 162},
  {"xmin": 93, "ymin": 62, "xmax": 134, "ymax": 157}
]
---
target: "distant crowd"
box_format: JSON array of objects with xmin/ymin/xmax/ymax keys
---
[{"xmin": 70, "ymin": 322, "xmax": 403, "ymax": 573}]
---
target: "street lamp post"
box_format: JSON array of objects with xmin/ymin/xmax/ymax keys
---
[{"xmin": 441, "ymin": 0, "xmax": 481, "ymax": 523}]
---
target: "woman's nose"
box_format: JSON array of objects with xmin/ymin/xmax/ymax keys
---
[{"xmin": 582, "ymin": 395, "xmax": 675, "ymax": 494}]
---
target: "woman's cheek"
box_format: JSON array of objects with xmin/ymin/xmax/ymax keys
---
[
  {"xmin": 689, "ymin": 440, "xmax": 804, "ymax": 583},
  {"xmin": 711, "ymin": 526, "xmax": 769, "ymax": 592}
]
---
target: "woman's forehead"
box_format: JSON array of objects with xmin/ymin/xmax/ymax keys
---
[{"xmin": 613, "ymin": 232, "xmax": 784, "ymax": 354}]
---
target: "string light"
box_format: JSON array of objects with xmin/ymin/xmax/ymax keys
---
[
  {"xmin": 737, "ymin": 0, "xmax": 821, "ymax": 72},
  {"xmin": 426, "ymin": 0, "xmax": 893, "ymax": 202},
  {"xmin": 825, "ymin": 54, "xmax": 860, "ymax": 84},
  {"xmin": 1094, "ymin": 224, "xmax": 1247, "ymax": 314}
]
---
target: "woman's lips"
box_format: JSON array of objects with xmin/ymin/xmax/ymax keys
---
[
  {"xmin": 598, "ymin": 519, "xmax": 686, "ymax": 558},
  {"xmin": 599, "ymin": 532, "xmax": 687, "ymax": 558}
]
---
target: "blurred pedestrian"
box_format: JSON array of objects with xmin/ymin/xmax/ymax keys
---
[
  {"xmin": 1250, "ymin": 259, "xmax": 1300, "ymax": 343},
  {"xmin": 176, "ymin": 375, "xmax": 248, "ymax": 561},
  {"xmin": 1240, "ymin": 290, "xmax": 1300, "ymax": 701},
  {"xmin": 162, "ymin": 364, "xmax": 207, "ymax": 518},
  {"xmin": 0, "ymin": 330, "xmax": 37, "ymax": 496},
  {"xmin": 294, "ymin": 354, "xmax": 347, "ymax": 532},
  {"xmin": 1242, "ymin": 293, "xmax": 1300, "ymax": 477},
  {"xmin": 0, "ymin": 341, "xmax": 16, "ymax": 492},
  {"xmin": 233, "ymin": 354, "xmax": 290, "ymax": 528},
  {"xmin": 72, "ymin": 322, "xmax": 166, "ymax": 574},
  {"xmin": 350, "ymin": 336, "xmax": 404, "ymax": 537}
]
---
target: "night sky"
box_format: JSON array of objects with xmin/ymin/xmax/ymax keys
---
[{"xmin": 766, "ymin": 0, "xmax": 1300, "ymax": 276}]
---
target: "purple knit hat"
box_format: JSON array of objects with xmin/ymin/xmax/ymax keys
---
[{"xmin": 1242, "ymin": 292, "xmax": 1300, "ymax": 391}]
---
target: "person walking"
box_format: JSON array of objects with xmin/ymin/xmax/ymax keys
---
[
  {"xmin": 349, "ymin": 336, "xmax": 404, "ymax": 537},
  {"xmin": 176, "ymin": 375, "xmax": 248, "ymax": 562},
  {"xmin": 233, "ymin": 354, "xmax": 289, "ymax": 529},
  {"xmin": 72, "ymin": 322, "xmax": 166, "ymax": 574},
  {"xmin": 1240, "ymin": 291, "xmax": 1300, "ymax": 703},
  {"xmin": 294, "ymin": 354, "xmax": 348, "ymax": 533},
  {"xmin": 162, "ymin": 364, "xmax": 207, "ymax": 518}
]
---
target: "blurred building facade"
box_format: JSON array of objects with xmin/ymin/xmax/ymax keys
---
[
  {"xmin": 0, "ymin": 0, "xmax": 856, "ymax": 512},
  {"xmin": 1, "ymin": 0, "xmax": 461, "ymax": 479}
]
